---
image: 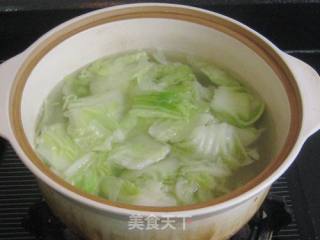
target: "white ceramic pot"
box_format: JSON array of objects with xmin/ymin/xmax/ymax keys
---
[{"xmin": 0, "ymin": 4, "xmax": 319, "ymax": 240}]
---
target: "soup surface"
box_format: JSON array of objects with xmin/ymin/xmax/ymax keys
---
[{"xmin": 35, "ymin": 50, "xmax": 265, "ymax": 206}]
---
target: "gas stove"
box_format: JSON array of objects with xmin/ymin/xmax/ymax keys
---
[
  {"xmin": 21, "ymin": 195, "xmax": 293, "ymax": 240},
  {"xmin": 0, "ymin": 2, "xmax": 319, "ymax": 240},
  {"xmin": 0, "ymin": 139, "xmax": 301, "ymax": 239}
]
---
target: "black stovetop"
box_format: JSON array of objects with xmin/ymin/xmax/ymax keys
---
[{"xmin": 0, "ymin": 1, "xmax": 319, "ymax": 240}]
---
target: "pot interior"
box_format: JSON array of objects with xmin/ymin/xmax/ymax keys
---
[{"xmin": 13, "ymin": 6, "xmax": 301, "ymax": 210}]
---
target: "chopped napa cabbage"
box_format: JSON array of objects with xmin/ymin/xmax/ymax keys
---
[
  {"xmin": 36, "ymin": 83, "xmax": 65, "ymax": 133},
  {"xmin": 175, "ymin": 172, "xmax": 221, "ymax": 204},
  {"xmin": 180, "ymin": 121, "xmax": 253, "ymax": 169},
  {"xmin": 65, "ymin": 152, "xmax": 122, "ymax": 195},
  {"xmin": 131, "ymin": 84, "xmax": 196, "ymax": 120},
  {"xmin": 64, "ymin": 153, "xmax": 93, "ymax": 178},
  {"xmin": 88, "ymin": 51, "xmax": 149, "ymax": 76},
  {"xmin": 200, "ymin": 65, "xmax": 240, "ymax": 87},
  {"xmin": 211, "ymin": 86, "xmax": 265, "ymax": 127},
  {"xmin": 63, "ymin": 51, "xmax": 148, "ymax": 97},
  {"xmin": 136, "ymin": 63, "xmax": 195, "ymax": 91},
  {"xmin": 176, "ymin": 175, "xmax": 215, "ymax": 204},
  {"xmin": 247, "ymin": 148, "xmax": 260, "ymax": 160},
  {"xmin": 89, "ymin": 51, "xmax": 151, "ymax": 94},
  {"xmin": 131, "ymin": 180, "xmax": 177, "ymax": 206},
  {"xmin": 81, "ymin": 110, "xmax": 137, "ymax": 152},
  {"xmin": 108, "ymin": 134, "xmax": 170, "ymax": 170},
  {"xmin": 35, "ymin": 50, "xmax": 266, "ymax": 207},
  {"xmin": 189, "ymin": 57, "xmax": 240, "ymax": 87},
  {"xmin": 175, "ymin": 178, "xmax": 198, "ymax": 204},
  {"xmin": 175, "ymin": 159, "xmax": 231, "ymax": 204},
  {"xmin": 179, "ymin": 160, "xmax": 231, "ymax": 178},
  {"xmin": 64, "ymin": 91, "xmax": 125, "ymax": 150},
  {"xmin": 192, "ymin": 80, "xmax": 213, "ymax": 102},
  {"xmin": 63, "ymin": 69, "xmax": 94, "ymax": 98},
  {"xmin": 119, "ymin": 156, "xmax": 180, "ymax": 205},
  {"xmin": 193, "ymin": 112, "xmax": 218, "ymax": 126},
  {"xmin": 148, "ymin": 119, "xmax": 190, "ymax": 143},
  {"xmin": 100, "ymin": 176, "xmax": 139, "ymax": 202},
  {"xmin": 36, "ymin": 123, "xmax": 81, "ymax": 172},
  {"xmin": 148, "ymin": 112, "xmax": 217, "ymax": 143},
  {"xmin": 121, "ymin": 156, "xmax": 180, "ymax": 181},
  {"xmin": 235, "ymin": 127, "xmax": 262, "ymax": 146},
  {"xmin": 151, "ymin": 50, "xmax": 169, "ymax": 64}
]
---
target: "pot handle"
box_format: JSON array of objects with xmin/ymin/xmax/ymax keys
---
[
  {"xmin": 283, "ymin": 53, "xmax": 320, "ymax": 137},
  {"xmin": 0, "ymin": 55, "xmax": 24, "ymax": 140}
]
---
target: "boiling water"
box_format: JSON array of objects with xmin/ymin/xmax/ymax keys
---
[{"xmin": 35, "ymin": 49, "xmax": 275, "ymax": 206}]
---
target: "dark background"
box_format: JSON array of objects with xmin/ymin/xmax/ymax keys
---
[
  {"xmin": 0, "ymin": 1, "xmax": 320, "ymax": 239},
  {"xmin": 1, "ymin": 1, "xmax": 320, "ymax": 59}
]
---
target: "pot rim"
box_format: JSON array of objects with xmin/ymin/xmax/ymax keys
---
[{"xmin": 9, "ymin": 3, "xmax": 303, "ymax": 215}]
